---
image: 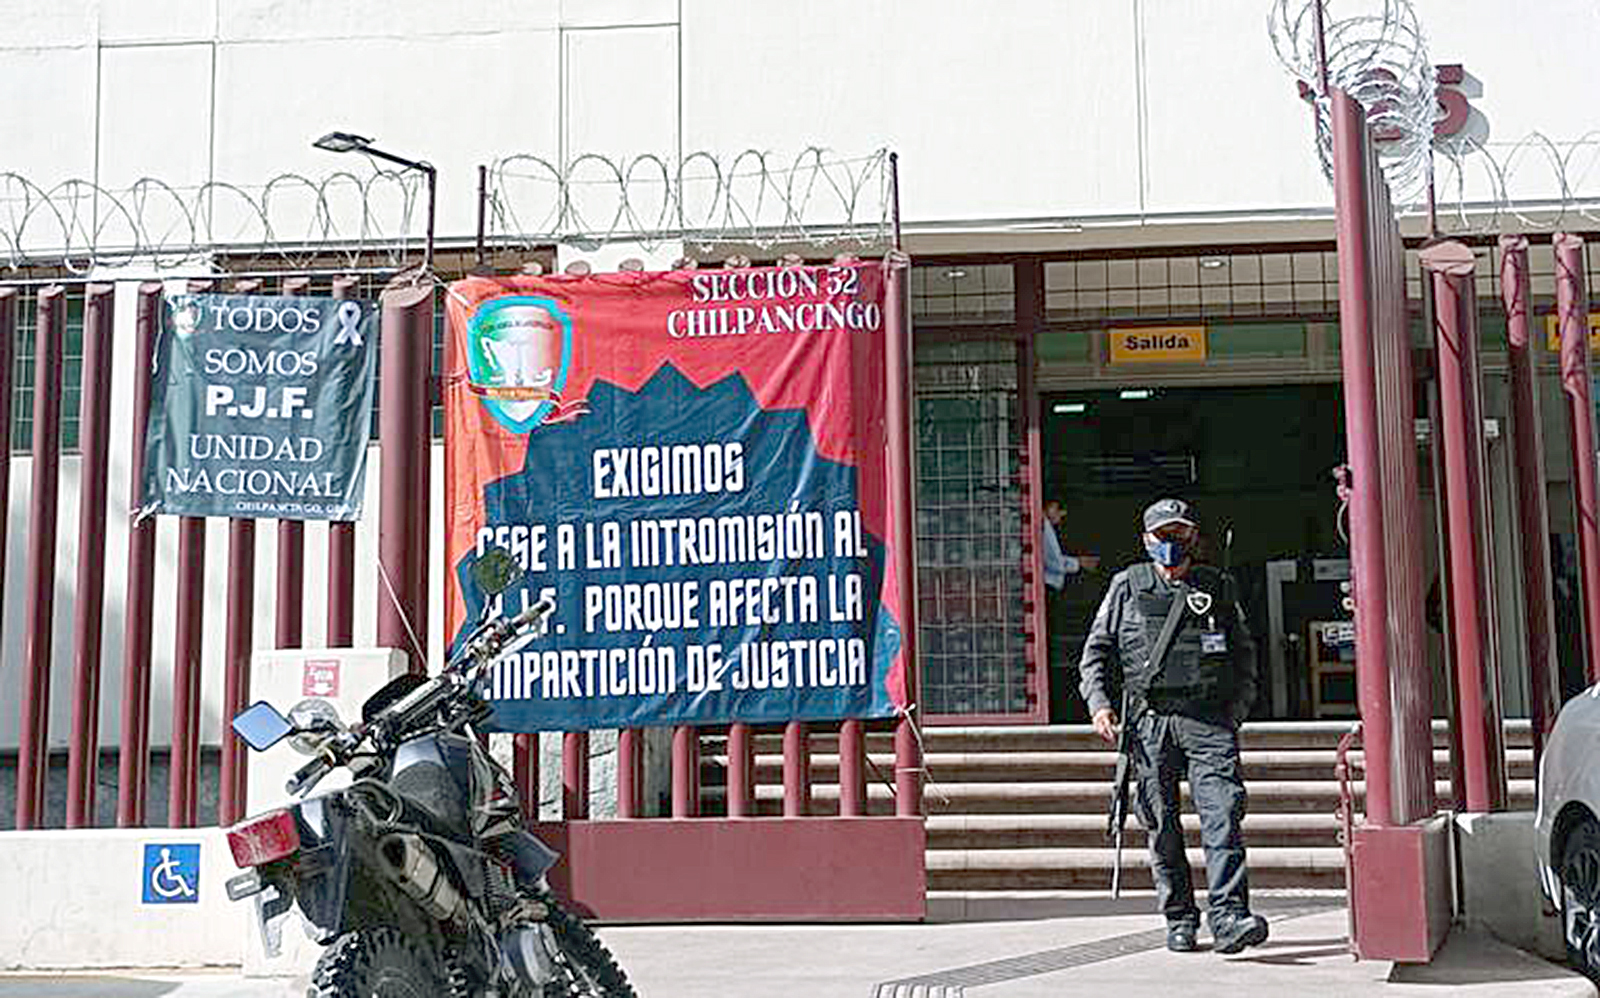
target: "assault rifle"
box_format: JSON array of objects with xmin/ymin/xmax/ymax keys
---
[{"xmin": 1107, "ymin": 686, "xmax": 1136, "ymax": 899}]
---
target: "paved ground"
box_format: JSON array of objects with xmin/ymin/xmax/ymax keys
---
[{"xmin": 1, "ymin": 892, "xmax": 1591, "ymax": 997}]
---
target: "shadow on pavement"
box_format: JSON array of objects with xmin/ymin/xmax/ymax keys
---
[
  {"xmin": 0, "ymin": 977, "xmax": 180, "ymax": 997},
  {"xmin": 1388, "ymin": 928, "xmax": 1586, "ymax": 988}
]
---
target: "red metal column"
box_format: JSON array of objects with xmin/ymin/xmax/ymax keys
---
[
  {"xmin": 0, "ymin": 288, "xmax": 13, "ymax": 662},
  {"xmin": 327, "ymin": 276, "xmax": 359, "ymax": 646},
  {"xmin": 220, "ymin": 517, "xmax": 256, "ymax": 825},
  {"xmin": 1329, "ymin": 91, "xmax": 1393, "ymax": 825},
  {"xmin": 1423, "ymin": 241, "xmax": 1507, "ymax": 812},
  {"xmin": 1555, "ymin": 233, "xmax": 1600, "ymax": 686},
  {"xmin": 726, "ymin": 722, "xmax": 753, "ymax": 817},
  {"xmin": 118, "ymin": 283, "xmax": 162, "ymax": 828},
  {"xmin": 782, "ymin": 721, "xmax": 811, "ymax": 817},
  {"xmin": 15, "ymin": 285, "xmax": 65, "ymax": 829},
  {"xmin": 617, "ymin": 729, "xmax": 641, "ymax": 818},
  {"xmin": 219, "ymin": 279, "xmax": 263, "ymax": 826},
  {"xmin": 412, "ymin": 284, "xmax": 433, "ymax": 665},
  {"xmin": 1501, "ymin": 235, "xmax": 1561, "ymax": 759},
  {"xmin": 885, "ymin": 246, "xmax": 923, "ymax": 816},
  {"xmin": 1016, "ymin": 260, "xmax": 1047, "ymax": 722},
  {"xmin": 672, "ymin": 725, "xmax": 700, "ymax": 818},
  {"xmin": 514, "ymin": 733, "xmax": 539, "ymax": 821},
  {"xmin": 272, "ymin": 278, "xmax": 308, "ymax": 649},
  {"xmin": 377, "ymin": 284, "xmax": 432, "ymax": 666},
  {"xmin": 837, "ymin": 719, "xmax": 865, "ymax": 816},
  {"xmin": 563, "ymin": 732, "xmax": 589, "ymax": 820},
  {"xmin": 65, "ymin": 284, "xmax": 116, "ymax": 828},
  {"xmin": 170, "ymin": 279, "xmax": 212, "ymax": 829}
]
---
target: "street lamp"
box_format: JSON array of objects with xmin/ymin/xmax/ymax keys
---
[{"xmin": 313, "ymin": 131, "xmax": 437, "ymax": 271}]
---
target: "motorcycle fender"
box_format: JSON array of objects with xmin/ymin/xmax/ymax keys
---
[
  {"xmin": 288, "ymin": 794, "xmax": 355, "ymax": 941},
  {"xmin": 501, "ymin": 830, "xmax": 561, "ymax": 887}
]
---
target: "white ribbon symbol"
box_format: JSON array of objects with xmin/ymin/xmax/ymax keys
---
[{"xmin": 333, "ymin": 301, "xmax": 364, "ymax": 346}]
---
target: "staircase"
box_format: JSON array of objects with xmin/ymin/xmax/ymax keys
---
[{"xmin": 701, "ymin": 720, "xmax": 1536, "ymax": 894}]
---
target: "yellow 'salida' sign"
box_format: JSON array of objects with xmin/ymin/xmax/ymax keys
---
[{"xmin": 1109, "ymin": 326, "xmax": 1208, "ymax": 363}]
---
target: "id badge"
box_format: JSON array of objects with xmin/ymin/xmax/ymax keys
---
[{"xmin": 1201, "ymin": 630, "xmax": 1228, "ymax": 655}]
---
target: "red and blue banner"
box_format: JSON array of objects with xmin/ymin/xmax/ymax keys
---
[{"xmin": 444, "ymin": 263, "xmax": 909, "ymax": 731}]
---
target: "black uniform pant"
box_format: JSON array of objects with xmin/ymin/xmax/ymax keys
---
[{"xmin": 1132, "ymin": 710, "xmax": 1251, "ymax": 928}]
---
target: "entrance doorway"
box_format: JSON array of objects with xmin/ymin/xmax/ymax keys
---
[{"xmin": 1042, "ymin": 382, "xmax": 1349, "ymax": 722}]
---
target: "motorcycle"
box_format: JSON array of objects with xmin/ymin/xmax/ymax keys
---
[{"xmin": 223, "ymin": 547, "xmax": 636, "ymax": 997}]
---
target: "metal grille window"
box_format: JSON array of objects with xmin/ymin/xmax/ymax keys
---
[
  {"xmin": 911, "ymin": 263, "xmax": 1015, "ymax": 324},
  {"xmin": 11, "ymin": 287, "xmax": 84, "ymax": 453},
  {"xmin": 1044, "ymin": 249, "xmax": 1341, "ymax": 322},
  {"xmin": 914, "ymin": 338, "xmax": 1027, "ymax": 716}
]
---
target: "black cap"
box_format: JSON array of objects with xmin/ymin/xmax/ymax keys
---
[{"xmin": 1143, "ymin": 498, "xmax": 1197, "ymax": 533}]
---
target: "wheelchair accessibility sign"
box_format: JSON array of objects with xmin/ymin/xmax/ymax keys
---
[{"xmin": 142, "ymin": 843, "xmax": 200, "ymax": 904}]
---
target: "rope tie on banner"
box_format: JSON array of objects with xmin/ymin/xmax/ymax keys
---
[{"xmin": 377, "ymin": 555, "xmax": 428, "ymax": 673}]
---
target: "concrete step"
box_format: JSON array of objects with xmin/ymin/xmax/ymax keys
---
[
  {"xmin": 703, "ymin": 778, "xmax": 1535, "ymax": 817},
  {"xmin": 926, "ymin": 812, "xmax": 1342, "ymax": 850},
  {"xmin": 925, "ymin": 845, "xmax": 1348, "ymax": 890},
  {"xmin": 710, "ymin": 718, "xmax": 1533, "ymax": 756},
  {"xmin": 712, "ymin": 747, "xmax": 1536, "ymax": 785}
]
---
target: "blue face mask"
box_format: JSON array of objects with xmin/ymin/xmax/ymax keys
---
[{"xmin": 1145, "ymin": 536, "xmax": 1187, "ymax": 567}]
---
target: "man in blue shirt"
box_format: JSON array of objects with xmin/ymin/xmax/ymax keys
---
[{"xmin": 1043, "ymin": 498, "xmax": 1098, "ymax": 670}]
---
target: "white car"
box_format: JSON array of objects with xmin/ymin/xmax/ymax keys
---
[{"xmin": 1536, "ymin": 683, "xmax": 1600, "ymax": 981}]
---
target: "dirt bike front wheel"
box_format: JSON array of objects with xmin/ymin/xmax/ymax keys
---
[{"xmin": 541, "ymin": 902, "xmax": 636, "ymax": 998}]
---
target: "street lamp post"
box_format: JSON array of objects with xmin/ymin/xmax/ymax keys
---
[{"xmin": 313, "ymin": 131, "xmax": 436, "ymax": 271}]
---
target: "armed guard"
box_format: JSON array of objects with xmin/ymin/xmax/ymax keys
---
[{"xmin": 1078, "ymin": 497, "xmax": 1267, "ymax": 955}]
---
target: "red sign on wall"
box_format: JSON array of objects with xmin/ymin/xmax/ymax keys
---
[{"xmin": 302, "ymin": 659, "xmax": 340, "ymax": 698}]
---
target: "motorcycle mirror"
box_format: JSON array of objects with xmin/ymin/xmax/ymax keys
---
[
  {"xmin": 232, "ymin": 701, "xmax": 294, "ymax": 752},
  {"xmin": 287, "ymin": 698, "xmax": 346, "ymax": 756},
  {"xmin": 472, "ymin": 545, "xmax": 520, "ymax": 598}
]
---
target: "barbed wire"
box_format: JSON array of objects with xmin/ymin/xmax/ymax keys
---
[
  {"xmin": 0, "ymin": 169, "xmax": 429, "ymax": 276},
  {"xmin": 1432, "ymin": 133, "xmax": 1600, "ymax": 234},
  {"xmin": 1269, "ymin": 0, "xmax": 1437, "ymax": 203},
  {"xmin": 486, "ymin": 147, "xmax": 893, "ymax": 253}
]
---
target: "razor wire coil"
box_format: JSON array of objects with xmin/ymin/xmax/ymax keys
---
[
  {"xmin": 1269, "ymin": 0, "xmax": 1439, "ymax": 203},
  {"xmin": 0, "ymin": 169, "xmax": 432, "ymax": 276}
]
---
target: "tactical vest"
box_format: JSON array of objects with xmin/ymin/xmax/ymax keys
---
[{"xmin": 1127, "ymin": 562, "xmax": 1238, "ymax": 705}]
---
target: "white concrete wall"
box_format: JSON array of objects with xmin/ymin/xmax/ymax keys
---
[
  {"xmin": 3, "ymin": 0, "xmax": 1598, "ymax": 240},
  {"xmin": 0, "ymin": 827, "xmax": 249, "ymax": 969}
]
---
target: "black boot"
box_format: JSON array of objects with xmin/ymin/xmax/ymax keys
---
[
  {"xmin": 1210, "ymin": 912, "xmax": 1269, "ymax": 954},
  {"xmin": 1166, "ymin": 922, "xmax": 1198, "ymax": 953}
]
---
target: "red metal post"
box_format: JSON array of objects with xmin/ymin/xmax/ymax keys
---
[
  {"xmin": 15, "ymin": 285, "xmax": 65, "ymax": 829},
  {"xmin": 1556, "ymin": 233, "xmax": 1600, "ymax": 686},
  {"xmin": 377, "ymin": 283, "xmax": 432, "ymax": 666},
  {"xmin": 617, "ymin": 729, "xmax": 641, "ymax": 818},
  {"xmin": 413, "ymin": 285, "xmax": 433, "ymax": 666},
  {"xmin": 118, "ymin": 283, "xmax": 162, "ymax": 827},
  {"xmin": 782, "ymin": 720, "xmax": 811, "ymax": 817},
  {"xmin": 726, "ymin": 722, "xmax": 753, "ymax": 817},
  {"xmin": 169, "ymin": 279, "xmax": 212, "ymax": 829},
  {"xmin": 216, "ymin": 278, "xmax": 264, "ymax": 826},
  {"xmin": 1501, "ymin": 235, "xmax": 1561, "ymax": 760},
  {"xmin": 837, "ymin": 719, "xmax": 865, "ymax": 817},
  {"xmin": 514, "ymin": 733, "xmax": 539, "ymax": 820},
  {"xmin": 0, "ymin": 288, "xmax": 13, "ymax": 666},
  {"xmin": 65, "ymin": 284, "xmax": 116, "ymax": 828},
  {"xmin": 563, "ymin": 732, "xmax": 589, "ymax": 820},
  {"xmin": 885, "ymin": 237, "xmax": 923, "ymax": 817},
  {"xmin": 327, "ymin": 276, "xmax": 359, "ymax": 647},
  {"xmin": 169, "ymin": 516, "xmax": 207, "ymax": 828},
  {"xmin": 672, "ymin": 725, "xmax": 699, "ymax": 818},
  {"xmin": 1329, "ymin": 91, "xmax": 1393, "ymax": 826},
  {"xmin": 272, "ymin": 278, "xmax": 309, "ymax": 649},
  {"xmin": 220, "ymin": 518, "xmax": 256, "ymax": 825},
  {"xmin": 1423, "ymin": 240, "xmax": 1507, "ymax": 812},
  {"xmin": 1017, "ymin": 261, "xmax": 1048, "ymax": 722}
]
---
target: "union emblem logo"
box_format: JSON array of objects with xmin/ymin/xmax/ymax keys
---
[{"xmin": 467, "ymin": 296, "xmax": 587, "ymax": 432}]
